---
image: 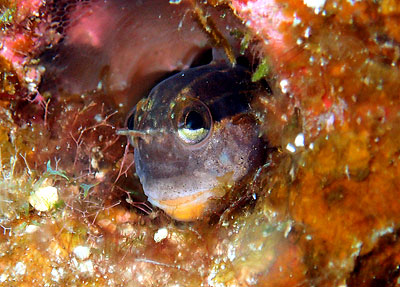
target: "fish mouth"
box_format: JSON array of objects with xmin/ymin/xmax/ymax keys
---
[{"xmin": 146, "ymin": 187, "xmax": 226, "ymax": 221}]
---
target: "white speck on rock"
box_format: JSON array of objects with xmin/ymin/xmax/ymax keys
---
[
  {"xmin": 293, "ymin": 16, "xmax": 301, "ymax": 26},
  {"xmin": 71, "ymin": 257, "xmax": 79, "ymax": 269},
  {"xmin": 79, "ymin": 260, "xmax": 94, "ymax": 274},
  {"xmin": 294, "ymin": 133, "xmax": 305, "ymax": 147},
  {"xmin": 304, "ymin": 27, "xmax": 311, "ymax": 38},
  {"xmin": 279, "ymin": 79, "xmax": 289, "ymax": 93},
  {"xmin": 0, "ymin": 273, "xmax": 8, "ymax": 282},
  {"xmin": 227, "ymin": 244, "xmax": 236, "ymax": 261},
  {"xmin": 25, "ymin": 225, "xmax": 40, "ymax": 234},
  {"xmin": 154, "ymin": 227, "xmax": 168, "ymax": 243},
  {"xmin": 326, "ymin": 113, "xmax": 335, "ymax": 131},
  {"xmin": 73, "ymin": 246, "xmax": 91, "ymax": 260},
  {"xmin": 14, "ymin": 262, "xmax": 26, "ymax": 275},
  {"xmin": 29, "ymin": 185, "xmax": 59, "ymax": 212},
  {"xmin": 286, "ymin": 143, "xmax": 296, "ymax": 153},
  {"xmin": 94, "ymin": 113, "xmax": 103, "ymax": 123},
  {"xmin": 303, "ymin": 0, "xmax": 326, "ymax": 14},
  {"xmin": 51, "ymin": 268, "xmax": 60, "ymax": 282}
]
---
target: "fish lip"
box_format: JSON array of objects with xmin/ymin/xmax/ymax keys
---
[
  {"xmin": 145, "ymin": 185, "xmax": 214, "ymax": 202},
  {"xmin": 146, "ymin": 189, "xmax": 211, "ymax": 207},
  {"xmin": 145, "ymin": 188, "xmax": 221, "ymax": 221}
]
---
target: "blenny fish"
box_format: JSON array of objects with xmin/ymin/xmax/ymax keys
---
[{"xmin": 119, "ymin": 62, "xmax": 268, "ymax": 221}]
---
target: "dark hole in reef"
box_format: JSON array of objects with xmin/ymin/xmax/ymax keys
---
[
  {"xmin": 147, "ymin": 49, "xmax": 214, "ymax": 90},
  {"xmin": 348, "ymin": 229, "xmax": 400, "ymax": 287},
  {"xmin": 236, "ymin": 55, "xmax": 250, "ymax": 68},
  {"xmin": 190, "ymin": 48, "xmax": 213, "ymax": 68},
  {"xmin": 152, "ymin": 48, "xmax": 213, "ymax": 85},
  {"xmin": 261, "ymin": 79, "xmax": 273, "ymax": 95},
  {"xmin": 235, "ymin": 55, "xmax": 273, "ymax": 95},
  {"xmin": 185, "ymin": 110, "xmax": 205, "ymax": 130},
  {"xmin": 127, "ymin": 111, "xmax": 135, "ymax": 130},
  {"xmin": 153, "ymin": 70, "xmax": 181, "ymax": 87}
]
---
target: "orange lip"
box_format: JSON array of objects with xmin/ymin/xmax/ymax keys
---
[{"xmin": 148, "ymin": 191, "xmax": 212, "ymax": 221}]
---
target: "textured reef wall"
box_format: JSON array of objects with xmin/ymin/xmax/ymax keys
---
[{"xmin": 1, "ymin": 0, "xmax": 400, "ymax": 286}]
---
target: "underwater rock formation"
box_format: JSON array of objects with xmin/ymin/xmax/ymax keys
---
[{"xmin": 0, "ymin": 0, "xmax": 400, "ymax": 286}]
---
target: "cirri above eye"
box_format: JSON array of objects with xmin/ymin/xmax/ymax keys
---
[{"xmin": 120, "ymin": 63, "xmax": 269, "ymax": 221}]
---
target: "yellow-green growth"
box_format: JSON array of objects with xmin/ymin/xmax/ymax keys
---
[
  {"xmin": 0, "ymin": 2, "xmax": 16, "ymax": 26},
  {"xmin": 252, "ymin": 57, "xmax": 271, "ymax": 82}
]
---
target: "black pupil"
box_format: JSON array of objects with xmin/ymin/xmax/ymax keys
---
[{"xmin": 185, "ymin": 111, "xmax": 204, "ymax": 130}]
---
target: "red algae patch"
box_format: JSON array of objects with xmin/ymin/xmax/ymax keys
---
[{"xmin": 1, "ymin": 0, "xmax": 400, "ymax": 286}]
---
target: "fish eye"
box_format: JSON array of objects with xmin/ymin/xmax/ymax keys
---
[{"xmin": 175, "ymin": 99, "xmax": 212, "ymax": 145}]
